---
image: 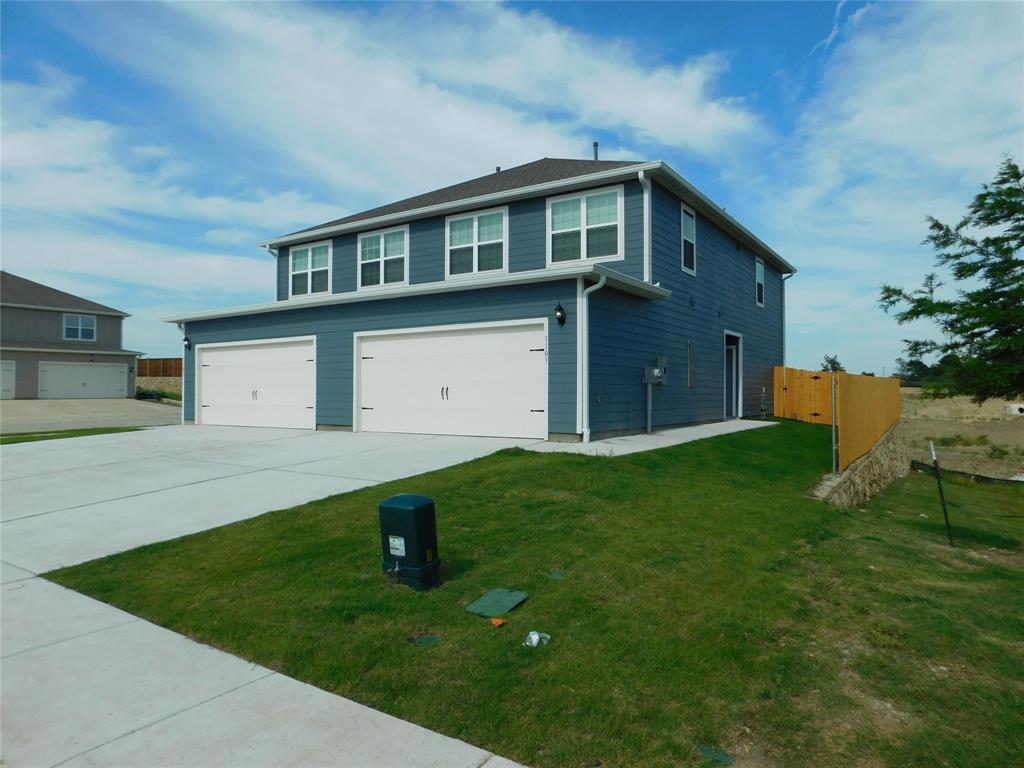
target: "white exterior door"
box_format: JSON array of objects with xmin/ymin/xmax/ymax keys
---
[
  {"xmin": 39, "ymin": 362, "xmax": 127, "ymax": 399},
  {"xmin": 1, "ymin": 361, "xmax": 15, "ymax": 399},
  {"xmin": 357, "ymin": 322, "xmax": 548, "ymax": 439},
  {"xmin": 196, "ymin": 338, "xmax": 315, "ymax": 429}
]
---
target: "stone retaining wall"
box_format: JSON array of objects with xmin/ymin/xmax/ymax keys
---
[
  {"xmin": 137, "ymin": 376, "xmax": 182, "ymax": 395},
  {"xmin": 812, "ymin": 422, "xmax": 908, "ymax": 508}
]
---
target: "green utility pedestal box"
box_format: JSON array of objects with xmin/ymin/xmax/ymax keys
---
[{"xmin": 379, "ymin": 494, "xmax": 440, "ymax": 590}]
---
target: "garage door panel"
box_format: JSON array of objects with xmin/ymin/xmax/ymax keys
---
[
  {"xmin": 197, "ymin": 339, "xmax": 315, "ymax": 430},
  {"xmin": 39, "ymin": 362, "xmax": 127, "ymax": 399},
  {"xmin": 358, "ymin": 323, "xmax": 548, "ymax": 439}
]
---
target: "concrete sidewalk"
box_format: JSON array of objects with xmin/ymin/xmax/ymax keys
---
[
  {"xmin": 1, "ymin": 573, "xmax": 520, "ymax": 767},
  {"xmin": 527, "ymin": 418, "xmax": 777, "ymax": 456}
]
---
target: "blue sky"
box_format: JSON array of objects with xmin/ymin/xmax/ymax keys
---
[{"xmin": 2, "ymin": 1, "xmax": 1022, "ymax": 372}]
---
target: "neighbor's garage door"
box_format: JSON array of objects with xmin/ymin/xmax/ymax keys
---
[
  {"xmin": 196, "ymin": 338, "xmax": 315, "ymax": 429},
  {"xmin": 357, "ymin": 322, "xmax": 548, "ymax": 439},
  {"xmin": 1, "ymin": 361, "xmax": 14, "ymax": 399},
  {"xmin": 39, "ymin": 362, "xmax": 127, "ymax": 399}
]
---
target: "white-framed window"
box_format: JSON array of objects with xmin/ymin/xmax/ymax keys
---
[
  {"xmin": 445, "ymin": 207, "xmax": 508, "ymax": 278},
  {"xmin": 546, "ymin": 185, "xmax": 624, "ymax": 266},
  {"xmin": 290, "ymin": 241, "xmax": 331, "ymax": 297},
  {"xmin": 681, "ymin": 203, "xmax": 697, "ymax": 275},
  {"xmin": 63, "ymin": 313, "xmax": 96, "ymax": 341},
  {"xmin": 755, "ymin": 256, "xmax": 765, "ymax": 307},
  {"xmin": 358, "ymin": 226, "xmax": 408, "ymax": 289}
]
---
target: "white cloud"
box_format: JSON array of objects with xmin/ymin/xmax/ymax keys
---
[
  {"xmin": 55, "ymin": 1, "xmax": 761, "ymax": 202},
  {"xmin": 204, "ymin": 228, "xmax": 257, "ymax": 246},
  {"xmin": 751, "ymin": 2, "xmax": 1024, "ymax": 373},
  {"xmin": 1, "ymin": 70, "xmax": 340, "ymax": 231}
]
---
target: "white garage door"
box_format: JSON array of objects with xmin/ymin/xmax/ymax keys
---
[
  {"xmin": 196, "ymin": 337, "xmax": 315, "ymax": 429},
  {"xmin": 39, "ymin": 362, "xmax": 127, "ymax": 399},
  {"xmin": 357, "ymin": 322, "xmax": 548, "ymax": 439},
  {"xmin": 1, "ymin": 361, "xmax": 14, "ymax": 400}
]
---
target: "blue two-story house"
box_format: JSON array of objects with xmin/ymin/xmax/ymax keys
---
[{"xmin": 167, "ymin": 157, "xmax": 795, "ymax": 441}]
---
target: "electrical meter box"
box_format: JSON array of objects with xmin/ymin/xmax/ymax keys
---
[{"xmin": 379, "ymin": 494, "xmax": 440, "ymax": 590}]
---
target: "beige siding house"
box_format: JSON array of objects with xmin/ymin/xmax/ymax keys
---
[{"xmin": 0, "ymin": 272, "xmax": 140, "ymax": 399}]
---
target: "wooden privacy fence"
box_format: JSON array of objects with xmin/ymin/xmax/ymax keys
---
[
  {"xmin": 137, "ymin": 358, "xmax": 183, "ymax": 377},
  {"xmin": 774, "ymin": 366, "xmax": 901, "ymax": 471}
]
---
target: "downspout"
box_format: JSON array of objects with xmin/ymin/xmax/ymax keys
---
[
  {"xmin": 638, "ymin": 170, "xmax": 652, "ymax": 283},
  {"xmin": 579, "ymin": 274, "xmax": 608, "ymax": 443}
]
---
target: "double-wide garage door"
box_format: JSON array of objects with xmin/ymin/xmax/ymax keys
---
[
  {"xmin": 39, "ymin": 362, "xmax": 128, "ymax": 399},
  {"xmin": 357, "ymin": 322, "xmax": 548, "ymax": 439},
  {"xmin": 196, "ymin": 338, "xmax": 316, "ymax": 429}
]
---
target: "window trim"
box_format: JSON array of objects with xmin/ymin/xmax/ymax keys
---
[
  {"xmin": 755, "ymin": 256, "xmax": 765, "ymax": 308},
  {"xmin": 681, "ymin": 203, "xmax": 697, "ymax": 276},
  {"xmin": 545, "ymin": 184, "xmax": 625, "ymax": 268},
  {"xmin": 444, "ymin": 206, "xmax": 510, "ymax": 280},
  {"xmin": 288, "ymin": 240, "xmax": 333, "ymax": 299},
  {"xmin": 357, "ymin": 225, "xmax": 410, "ymax": 291},
  {"xmin": 63, "ymin": 313, "xmax": 97, "ymax": 342}
]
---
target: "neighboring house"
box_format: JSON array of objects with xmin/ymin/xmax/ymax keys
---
[
  {"xmin": 167, "ymin": 157, "xmax": 795, "ymax": 440},
  {"xmin": 0, "ymin": 272, "xmax": 140, "ymax": 400}
]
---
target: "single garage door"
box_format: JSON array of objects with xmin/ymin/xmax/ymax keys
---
[
  {"xmin": 196, "ymin": 337, "xmax": 315, "ymax": 429},
  {"xmin": 1, "ymin": 360, "xmax": 14, "ymax": 399},
  {"xmin": 357, "ymin": 322, "xmax": 548, "ymax": 439},
  {"xmin": 39, "ymin": 361, "xmax": 127, "ymax": 399}
]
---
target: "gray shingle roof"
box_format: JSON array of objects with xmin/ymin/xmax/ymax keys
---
[
  {"xmin": 286, "ymin": 157, "xmax": 643, "ymax": 237},
  {"xmin": 0, "ymin": 271, "xmax": 127, "ymax": 316}
]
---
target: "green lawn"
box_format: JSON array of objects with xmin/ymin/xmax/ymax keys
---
[
  {"xmin": 48, "ymin": 421, "xmax": 1024, "ymax": 767},
  {"xmin": 0, "ymin": 426, "xmax": 143, "ymax": 445}
]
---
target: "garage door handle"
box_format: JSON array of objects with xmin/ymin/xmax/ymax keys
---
[
  {"xmin": 441, "ymin": 386, "xmax": 449, "ymax": 400},
  {"xmin": 530, "ymin": 409, "xmax": 545, "ymax": 413}
]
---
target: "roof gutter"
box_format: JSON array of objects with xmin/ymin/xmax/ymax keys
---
[{"xmin": 162, "ymin": 263, "xmax": 669, "ymax": 324}]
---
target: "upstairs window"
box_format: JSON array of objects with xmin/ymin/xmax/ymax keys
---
[
  {"xmin": 547, "ymin": 186, "xmax": 623, "ymax": 265},
  {"xmin": 681, "ymin": 204, "xmax": 696, "ymax": 275},
  {"xmin": 359, "ymin": 227, "xmax": 407, "ymax": 289},
  {"xmin": 447, "ymin": 208, "xmax": 507, "ymax": 277},
  {"xmin": 64, "ymin": 314, "xmax": 96, "ymax": 341},
  {"xmin": 755, "ymin": 257, "xmax": 765, "ymax": 307},
  {"xmin": 291, "ymin": 242, "xmax": 331, "ymax": 297}
]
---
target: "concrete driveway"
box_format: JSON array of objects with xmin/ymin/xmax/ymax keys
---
[
  {"xmin": 1, "ymin": 425, "xmax": 530, "ymax": 768},
  {"xmin": 2, "ymin": 425, "xmax": 533, "ymax": 573},
  {"xmin": 0, "ymin": 398, "xmax": 181, "ymax": 433}
]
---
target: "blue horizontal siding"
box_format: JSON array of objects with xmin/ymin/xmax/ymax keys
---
[
  {"xmin": 276, "ymin": 179, "xmax": 646, "ymax": 294},
  {"xmin": 588, "ymin": 180, "xmax": 784, "ymax": 434},
  {"xmin": 183, "ymin": 281, "xmax": 578, "ymax": 433}
]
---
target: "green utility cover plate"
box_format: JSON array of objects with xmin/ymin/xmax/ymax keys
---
[{"xmin": 465, "ymin": 589, "xmax": 529, "ymax": 617}]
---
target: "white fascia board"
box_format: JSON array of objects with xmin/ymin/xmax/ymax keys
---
[
  {"xmin": 650, "ymin": 163, "xmax": 797, "ymax": 275},
  {"xmin": 0, "ymin": 303, "xmax": 129, "ymax": 318},
  {"xmin": 259, "ymin": 163, "xmax": 662, "ymax": 248},
  {"xmin": 162, "ymin": 264, "xmax": 670, "ymax": 324},
  {"xmin": 0, "ymin": 346, "xmax": 142, "ymax": 356}
]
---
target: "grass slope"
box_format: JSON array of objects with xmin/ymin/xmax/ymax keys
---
[
  {"xmin": 49, "ymin": 421, "xmax": 1024, "ymax": 767},
  {"xmin": 0, "ymin": 426, "xmax": 143, "ymax": 445}
]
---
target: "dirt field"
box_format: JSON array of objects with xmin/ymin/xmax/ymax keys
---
[{"xmin": 901, "ymin": 388, "xmax": 1024, "ymax": 479}]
